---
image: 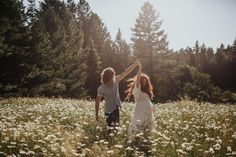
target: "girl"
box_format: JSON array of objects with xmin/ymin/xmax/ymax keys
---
[{"xmin": 126, "ymin": 61, "xmax": 156, "ymax": 139}]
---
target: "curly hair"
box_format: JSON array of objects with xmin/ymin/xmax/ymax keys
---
[{"xmin": 100, "ymin": 67, "xmax": 115, "ymax": 84}]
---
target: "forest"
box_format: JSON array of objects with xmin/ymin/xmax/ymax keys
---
[{"xmin": 0, "ymin": 0, "xmax": 236, "ymax": 103}]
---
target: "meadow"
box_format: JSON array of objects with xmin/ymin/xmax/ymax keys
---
[{"xmin": 0, "ymin": 98, "xmax": 236, "ymax": 157}]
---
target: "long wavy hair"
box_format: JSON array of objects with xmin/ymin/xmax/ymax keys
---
[{"xmin": 126, "ymin": 73, "xmax": 153, "ymax": 101}]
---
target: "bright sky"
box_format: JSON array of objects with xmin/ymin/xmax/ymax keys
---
[{"xmin": 86, "ymin": 0, "xmax": 236, "ymax": 51}]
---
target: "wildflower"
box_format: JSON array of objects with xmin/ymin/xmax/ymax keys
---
[
  {"xmin": 114, "ymin": 145, "xmax": 123, "ymax": 149},
  {"xmin": 99, "ymin": 140, "xmax": 104, "ymax": 143},
  {"xmin": 213, "ymin": 143, "xmax": 221, "ymax": 150},
  {"xmin": 19, "ymin": 150, "xmax": 26, "ymax": 154},
  {"xmin": 127, "ymin": 140, "xmax": 132, "ymax": 144},
  {"xmin": 227, "ymin": 146, "xmax": 232, "ymax": 152},
  {"xmin": 27, "ymin": 151, "xmax": 36, "ymax": 155},
  {"xmin": 60, "ymin": 146, "xmax": 66, "ymax": 153},
  {"xmin": 232, "ymin": 132, "xmax": 236, "ymax": 139},
  {"xmin": 209, "ymin": 147, "xmax": 214, "ymax": 154},
  {"xmin": 107, "ymin": 150, "xmax": 113, "ymax": 154},
  {"xmin": 205, "ymin": 137, "xmax": 210, "ymax": 142},
  {"xmin": 85, "ymin": 148, "xmax": 91, "ymax": 152},
  {"xmin": 125, "ymin": 146, "xmax": 134, "ymax": 151},
  {"xmin": 170, "ymin": 141, "xmax": 175, "ymax": 147},
  {"xmin": 216, "ymin": 139, "xmax": 222, "ymax": 144},
  {"xmin": 109, "ymin": 133, "xmax": 114, "ymax": 137},
  {"xmin": 103, "ymin": 141, "xmax": 108, "ymax": 145},
  {"xmin": 176, "ymin": 149, "xmax": 185, "ymax": 154}
]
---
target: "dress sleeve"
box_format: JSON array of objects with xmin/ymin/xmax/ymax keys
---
[{"xmin": 132, "ymin": 85, "xmax": 140, "ymax": 97}]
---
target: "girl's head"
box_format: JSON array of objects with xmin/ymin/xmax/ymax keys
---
[
  {"xmin": 101, "ymin": 67, "xmax": 115, "ymax": 84},
  {"xmin": 126, "ymin": 73, "xmax": 153, "ymax": 101}
]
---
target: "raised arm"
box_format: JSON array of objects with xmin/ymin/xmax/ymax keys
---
[
  {"xmin": 135, "ymin": 61, "xmax": 142, "ymax": 88},
  {"xmin": 116, "ymin": 60, "xmax": 138, "ymax": 82}
]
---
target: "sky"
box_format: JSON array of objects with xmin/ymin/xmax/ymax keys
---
[{"xmin": 85, "ymin": 0, "xmax": 236, "ymax": 51}]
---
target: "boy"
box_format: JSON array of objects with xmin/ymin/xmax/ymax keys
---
[{"xmin": 95, "ymin": 60, "xmax": 139, "ymax": 127}]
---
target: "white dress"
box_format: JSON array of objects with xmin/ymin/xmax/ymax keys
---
[{"xmin": 128, "ymin": 85, "xmax": 156, "ymax": 139}]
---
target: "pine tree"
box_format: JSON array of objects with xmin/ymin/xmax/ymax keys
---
[
  {"xmin": 0, "ymin": 0, "xmax": 29, "ymax": 96},
  {"xmin": 113, "ymin": 29, "xmax": 132, "ymax": 99},
  {"xmin": 76, "ymin": 0, "xmax": 114, "ymax": 68},
  {"xmin": 26, "ymin": 0, "xmax": 87, "ymax": 97},
  {"xmin": 131, "ymin": 2, "xmax": 170, "ymax": 101},
  {"xmin": 194, "ymin": 40, "xmax": 200, "ymax": 70},
  {"xmin": 113, "ymin": 29, "xmax": 131, "ymax": 73},
  {"xmin": 131, "ymin": 2, "xmax": 169, "ymax": 78},
  {"xmin": 84, "ymin": 40, "xmax": 102, "ymax": 98}
]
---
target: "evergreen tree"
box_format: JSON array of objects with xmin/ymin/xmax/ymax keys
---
[
  {"xmin": 0, "ymin": 0, "xmax": 29, "ymax": 96},
  {"xmin": 84, "ymin": 40, "xmax": 102, "ymax": 98},
  {"xmin": 26, "ymin": 0, "xmax": 87, "ymax": 97},
  {"xmin": 113, "ymin": 29, "xmax": 132, "ymax": 99},
  {"xmin": 131, "ymin": 2, "xmax": 169, "ymax": 77},
  {"xmin": 131, "ymin": 2, "xmax": 170, "ymax": 101},
  {"xmin": 113, "ymin": 29, "xmax": 132, "ymax": 73}
]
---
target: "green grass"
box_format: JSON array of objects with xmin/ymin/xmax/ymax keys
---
[{"xmin": 0, "ymin": 98, "xmax": 236, "ymax": 156}]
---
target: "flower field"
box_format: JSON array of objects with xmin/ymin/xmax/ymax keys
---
[{"xmin": 0, "ymin": 98, "xmax": 236, "ymax": 157}]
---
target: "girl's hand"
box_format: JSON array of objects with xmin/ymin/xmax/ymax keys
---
[
  {"xmin": 135, "ymin": 59, "xmax": 141, "ymax": 67},
  {"xmin": 152, "ymin": 106, "xmax": 156, "ymax": 113},
  {"xmin": 137, "ymin": 60, "xmax": 141, "ymax": 67},
  {"xmin": 134, "ymin": 59, "xmax": 139, "ymax": 66}
]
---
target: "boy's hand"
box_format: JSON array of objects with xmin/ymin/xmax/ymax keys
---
[{"xmin": 96, "ymin": 114, "xmax": 100, "ymax": 121}]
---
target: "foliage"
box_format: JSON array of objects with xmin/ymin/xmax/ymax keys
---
[
  {"xmin": 183, "ymin": 67, "xmax": 236, "ymax": 103},
  {"xmin": 0, "ymin": 0, "xmax": 29, "ymax": 96}
]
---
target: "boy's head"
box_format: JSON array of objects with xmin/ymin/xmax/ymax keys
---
[{"xmin": 101, "ymin": 67, "xmax": 115, "ymax": 84}]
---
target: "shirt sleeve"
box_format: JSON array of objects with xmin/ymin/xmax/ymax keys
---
[
  {"xmin": 115, "ymin": 76, "xmax": 120, "ymax": 83},
  {"xmin": 97, "ymin": 86, "xmax": 104, "ymax": 97}
]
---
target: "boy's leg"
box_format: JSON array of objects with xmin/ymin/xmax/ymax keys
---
[
  {"xmin": 111, "ymin": 106, "xmax": 119, "ymax": 126},
  {"xmin": 105, "ymin": 113, "xmax": 112, "ymax": 127},
  {"xmin": 105, "ymin": 106, "xmax": 120, "ymax": 127},
  {"xmin": 105, "ymin": 107, "xmax": 119, "ymax": 131}
]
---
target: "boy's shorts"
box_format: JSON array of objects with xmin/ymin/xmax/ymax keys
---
[{"xmin": 105, "ymin": 106, "xmax": 119, "ymax": 127}]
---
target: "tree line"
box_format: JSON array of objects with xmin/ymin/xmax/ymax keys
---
[{"xmin": 0, "ymin": 0, "xmax": 236, "ymax": 103}]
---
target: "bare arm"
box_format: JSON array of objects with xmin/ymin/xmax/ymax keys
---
[
  {"xmin": 136, "ymin": 62, "xmax": 142, "ymax": 88},
  {"xmin": 95, "ymin": 96, "xmax": 102, "ymax": 121},
  {"xmin": 116, "ymin": 61, "xmax": 138, "ymax": 82}
]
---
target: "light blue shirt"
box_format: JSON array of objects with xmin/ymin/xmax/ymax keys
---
[{"xmin": 97, "ymin": 80, "xmax": 122, "ymax": 113}]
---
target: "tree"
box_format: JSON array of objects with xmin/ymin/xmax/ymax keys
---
[
  {"xmin": 131, "ymin": 2, "xmax": 171, "ymax": 101},
  {"xmin": 113, "ymin": 29, "xmax": 132, "ymax": 73},
  {"xmin": 76, "ymin": 0, "xmax": 114, "ymax": 68},
  {"xmin": 84, "ymin": 40, "xmax": 102, "ymax": 98},
  {"xmin": 25, "ymin": 0, "xmax": 87, "ymax": 97},
  {"xmin": 0, "ymin": 0, "xmax": 29, "ymax": 96},
  {"xmin": 113, "ymin": 29, "xmax": 132, "ymax": 99},
  {"xmin": 183, "ymin": 67, "xmax": 236, "ymax": 103},
  {"xmin": 131, "ymin": 2, "xmax": 169, "ymax": 78}
]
